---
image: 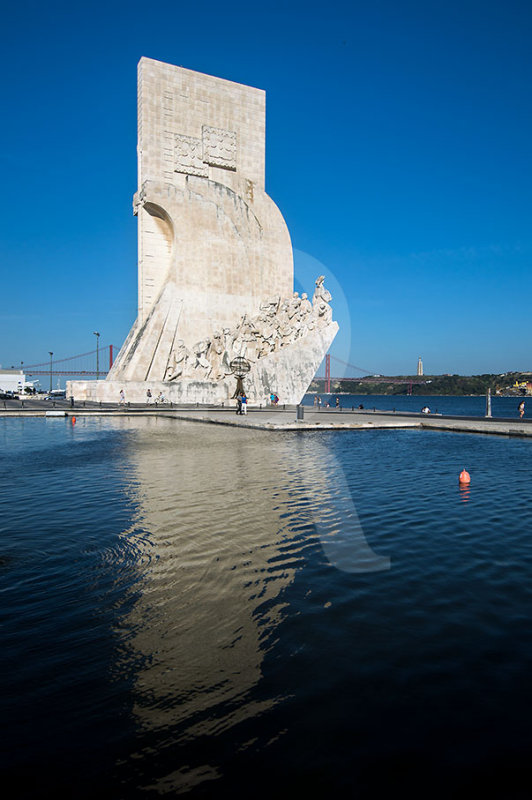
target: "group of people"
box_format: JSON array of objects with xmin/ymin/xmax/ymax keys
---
[
  {"xmin": 235, "ymin": 392, "xmax": 248, "ymax": 415},
  {"xmin": 313, "ymin": 395, "xmax": 341, "ymax": 409},
  {"xmin": 119, "ymin": 388, "xmax": 168, "ymax": 405},
  {"xmin": 146, "ymin": 389, "xmax": 167, "ymax": 404},
  {"xmin": 236, "ymin": 391, "xmax": 281, "ymax": 413}
]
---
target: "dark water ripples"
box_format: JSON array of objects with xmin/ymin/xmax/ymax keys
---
[{"xmin": 2, "ymin": 417, "xmax": 532, "ymax": 797}]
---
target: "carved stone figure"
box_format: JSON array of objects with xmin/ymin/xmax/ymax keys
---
[
  {"xmin": 313, "ymin": 275, "xmax": 332, "ymax": 305},
  {"xmin": 300, "ymin": 292, "xmax": 312, "ymax": 316},
  {"xmin": 190, "ymin": 340, "xmax": 212, "ymax": 375},
  {"xmin": 312, "ymin": 275, "xmax": 333, "ymax": 325},
  {"xmin": 165, "ymin": 339, "xmax": 189, "ymax": 381},
  {"xmin": 209, "ymin": 330, "xmax": 225, "ymax": 380}
]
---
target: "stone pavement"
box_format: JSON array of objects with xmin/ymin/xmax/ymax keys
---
[
  {"xmin": 2, "ymin": 399, "xmax": 532, "ymax": 437},
  {"xmin": 161, "ymin": 407, "xmax": 532, "ymax": 436}
]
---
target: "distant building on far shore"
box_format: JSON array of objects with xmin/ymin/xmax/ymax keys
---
[
  {"xmin": 417, "ymin": 357, "xmax": 424, "ymax": 377},
  {"xmin": 0, "ymin": 368, "xmax": 25, "ymax": 393}
]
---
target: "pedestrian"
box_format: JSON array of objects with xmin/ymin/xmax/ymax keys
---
[
  {"xmin": 236, "ymin": 394, "xmax": 242, "ymax": 415},
  {"xmin": 270, "ymin": 392, "xmax": 275, "ymax": 405},
  {"xmin": 313, "ymin": 394, "xmax": 318, "ymax": 407},
  {"xmin": 146, "ymin": 388, "xmax": 152, "ymax": 404},
  {"xmin": 317, "ymin": 395, "xmax": 321, "ymax": 408},
  {"xmin": 241, "ymin": 391, "xmax": 248, "ymax": 415},
  {"xmin": 518, "ymin": 400, "xmax": 525, "ymax": 419},
  {"xmin": 335, "ymin": 397, "xmax": 340, "ymax": 409},
  {"xmin": 119, "ymin": 389, "xmax": 125, "ymax": 405}
]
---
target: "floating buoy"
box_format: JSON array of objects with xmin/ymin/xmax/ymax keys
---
[
  {"xmin": 459, "ymin": 469, "xmax": 471, "ymax": 484},
  {"xmin": 71, "ymin": 416, "xmax": 76, "ymax": 425}
]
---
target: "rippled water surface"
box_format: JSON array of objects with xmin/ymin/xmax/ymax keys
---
[
  {"xmin": 303, "ymin": 392, "xmax": 531, "ymax": 417},
  {"xmin": 2, "ymin": 416, "xmax": 532, "ymax": 798}
]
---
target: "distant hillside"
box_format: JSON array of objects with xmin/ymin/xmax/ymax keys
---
[{"xmin": 309, "ymin": 372, "xmax": 532, "ymax": 396}]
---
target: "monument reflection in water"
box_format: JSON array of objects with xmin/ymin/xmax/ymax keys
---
[
  {"xmin": 114, "ymin": 418, "xmax": 309, "ymax": 792},
  {"xmin": 122, "ymin": 419, "xmax": 294, "ymax": 727},
  {"xmin": 115, "ymin": 417, "xmax": 390, "ymax": 793}
]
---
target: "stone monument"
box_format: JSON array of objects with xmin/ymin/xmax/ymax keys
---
[{"xmin": 69, "ymin": 57, "xmax": 337, "ymax": 405}]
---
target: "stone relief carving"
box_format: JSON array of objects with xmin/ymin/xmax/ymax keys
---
[
  {"xmin": 202, "ymin": 125, "xmax": 237, "ymax": 170},
  {"xmin": 173, "ymin": 125, "xmax": 237, "ymax": 175},
  {"xmin": 174, "ymin": 134, "xmax": 208, "ymax": 177},
  {"xmin": 163, "ymin": 276, "xmax": 334, "ymax": 382}
]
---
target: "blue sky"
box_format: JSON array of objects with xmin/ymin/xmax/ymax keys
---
[{"xmin": 1, "ymin": 0, "xmax": 531, "ymax": 377}]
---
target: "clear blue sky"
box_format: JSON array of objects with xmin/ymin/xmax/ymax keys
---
[{"xmin": 1, "ymin": 0, "xmax": 531, "ymax": 377}]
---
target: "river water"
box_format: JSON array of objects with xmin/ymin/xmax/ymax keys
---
[
  {"xmin": 2, "ymin": 415, "xmax": 532, "ymax": 798},
  {"xmin": 303, "ymin": 392, "xmax": 528, "ymax": 418}
]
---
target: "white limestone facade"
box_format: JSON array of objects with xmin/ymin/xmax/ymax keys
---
[{"xmin": 69, "ymin": 58, "xmax": 337, "ymax": 405}]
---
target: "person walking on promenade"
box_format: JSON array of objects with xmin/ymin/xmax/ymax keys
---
[
  {"xmin": 119, "ymin": 389, "xmax": 125, "ymax": 405},
  {"xmin": 236, "ymin": 394, "xmax": 242, "ymax": 415},
  {"xmin": 146, "ymin": 388, "xmax": 152, "ymax": 404},
  {"xmin": 241, "ymin": 391, "xmax": 248, "ymax": 415},
  {"xmin": 518, "ymin": 400, "xmax": 525, "ymax": 418},
  {"xmin": 335, "ymin": 397, "xmax": 340, "ymax": 409}
]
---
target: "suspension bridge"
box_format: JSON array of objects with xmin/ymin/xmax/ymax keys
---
[
  {"xmin": 16, "ymin": 347, "xmax": 424, "ymax": 394},
  {"xmin": 20, "ymin": 345, "xmax": 116, "ymax": 382},
  {"xmin": 315, "ymin": 354, "xmax": 426, "ymax": 395}
]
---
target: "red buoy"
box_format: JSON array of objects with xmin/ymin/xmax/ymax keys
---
[
  {"xmin": 71, "ymin": 417, "xmax": 76, "ymax": 425},
  {"xmin": 459, "ymin": 469, "xmax": 471, "ymax": 484}
]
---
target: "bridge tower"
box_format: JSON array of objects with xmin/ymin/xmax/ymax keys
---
[{"xmin": 325, "ymin": 354, "xmax": 331, "ymax": 394}]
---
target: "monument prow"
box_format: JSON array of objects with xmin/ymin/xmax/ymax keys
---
[{"xmin": 69, "ymin": 58, "xmax": 337, "ymax": 405}]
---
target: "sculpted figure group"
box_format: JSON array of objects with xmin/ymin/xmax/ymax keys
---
[{"xmin": 164, "ymin": 276, "xmax": 334, "ymax": 382}]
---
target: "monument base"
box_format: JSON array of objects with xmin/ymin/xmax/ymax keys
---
[{"xmin": 68, "ymin": 322, "xmax": 338, "ymax": 406}]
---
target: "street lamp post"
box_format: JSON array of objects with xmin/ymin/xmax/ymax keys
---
[
  {"xmin": 49, "ymin": 352, "xmax": 53, "ymax": 393},
  {"xmin": 93, "ymin": 332, "xmax": 100, "ymax": 379}
]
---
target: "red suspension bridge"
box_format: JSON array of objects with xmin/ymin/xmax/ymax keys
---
[
  {"xmin": 21, "ymin": 345, "xmax": 116, "ymax": 379},
  {"xmin": 316, "ymin": 354, "xmax": 426, "ymax": 395}
]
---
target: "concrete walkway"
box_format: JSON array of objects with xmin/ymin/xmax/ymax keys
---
[
  {"xmin": 160, "ymin": 407, "xmax": 532, "ymax": 436},
  {"xmin": 2, "ymin": 399, "xmax": 532, "ymax": 437}
]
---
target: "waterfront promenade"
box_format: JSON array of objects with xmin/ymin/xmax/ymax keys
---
[{"xmin": 2, "ymin": 398, "xmax": 532, "ymax": 437}]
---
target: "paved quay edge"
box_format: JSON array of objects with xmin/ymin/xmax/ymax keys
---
[
  {"xmin": 158, "ymin": 413, "xmax": 423, "ymax": 432},
  {"xmin": 2, "ymin": 405, "xmax": 532, "ymax": 437}
]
